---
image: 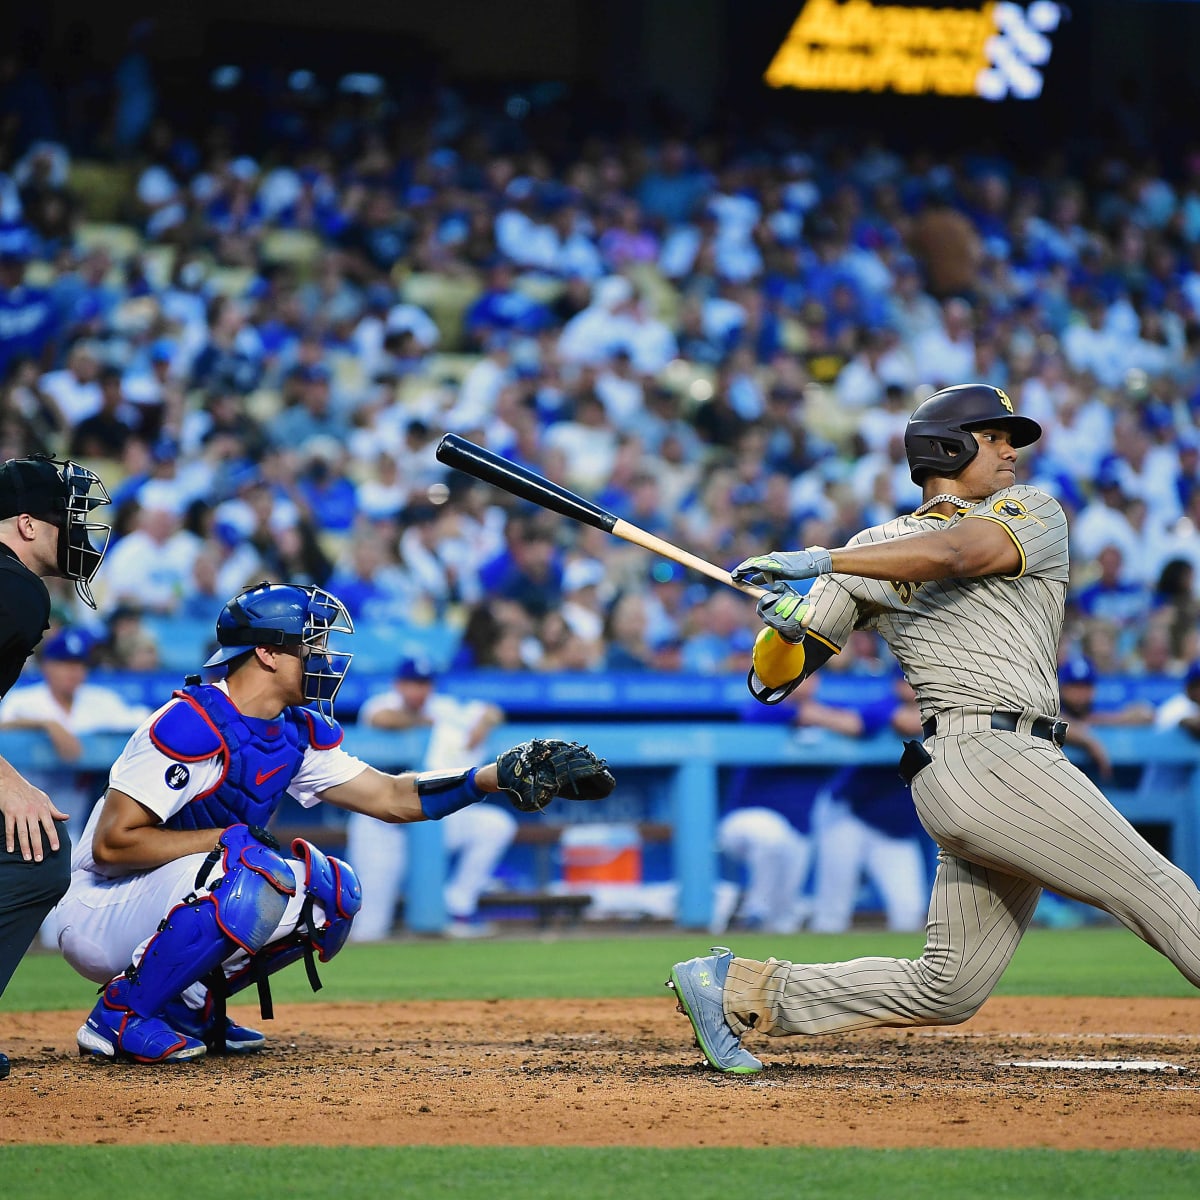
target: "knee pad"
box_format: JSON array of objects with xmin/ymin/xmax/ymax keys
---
[
  {"xmin": 209, "ymin": 824, "xmax": 296, "ymax": 953},
  {"xmin": 291, "ymin": 837, "xmax": 362, "ymax": 962},
  {"xmin": 222, "ymin": 840, "xmax": 362, "ymax": 1011}
]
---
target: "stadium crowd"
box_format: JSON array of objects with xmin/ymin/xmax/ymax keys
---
[{"xmin": 4, "ymin": 47, "xmax": 1200, "ymax": 693}]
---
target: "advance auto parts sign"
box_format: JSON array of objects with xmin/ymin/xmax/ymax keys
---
[{"xmin": 764, "ymin": 0, "xmax": 1063, "ymax": 100}]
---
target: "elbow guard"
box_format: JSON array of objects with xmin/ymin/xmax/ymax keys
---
[{"xmin": 752, "ymin": 626, "xmax": 807, "ymax": 690}]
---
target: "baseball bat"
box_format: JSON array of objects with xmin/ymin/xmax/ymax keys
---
[{"xmin": 435, "ymin": 433, "xmax": 766, "ymax": 599}]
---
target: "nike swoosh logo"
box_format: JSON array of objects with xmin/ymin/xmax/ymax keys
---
[{"xmin": 255, "ymin": 764, "xmax": 287, "ymax": 787}]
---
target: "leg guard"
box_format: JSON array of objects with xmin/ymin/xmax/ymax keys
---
[
  {"xmin": 222, "ymin": 839, "xmax": 362, "ymax": 1012},
  {"xmin": 78, "ymin": 826, "xmax": 294, "ymax": 1060},
  {"xmin": 128, "ymin": 824, "xmax": 293, "ymax": 1016}
]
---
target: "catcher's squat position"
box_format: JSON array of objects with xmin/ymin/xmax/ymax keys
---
[
  {"xmin": 56, "ymin": 581, "xmax": 614, "ymax": 1063},
  {"xmin": 668, "ymin": 383, "xmax": 1200, "ymax": 1073}
]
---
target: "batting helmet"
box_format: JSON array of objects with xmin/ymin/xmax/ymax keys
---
[
  {"xmin": 204, "ymin": 581, "xmax": 354, "ymax": 717},
  {"xmin": 903, "ymin": 384, "xmax": 1041, "ymax": 485}
]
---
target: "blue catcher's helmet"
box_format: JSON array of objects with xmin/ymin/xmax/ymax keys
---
[{"xmin": 203, "ymin": 582, "xmax": 354, "ymax": 717}]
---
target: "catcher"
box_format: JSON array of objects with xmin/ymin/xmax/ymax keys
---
[{"xmin": 54, "ymin": 581, "xmax": 614, "ymax": 1063}]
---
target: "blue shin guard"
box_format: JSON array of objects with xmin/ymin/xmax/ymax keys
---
[{"xmin": 78, "ymin": 826, "xmax": 294, "ymax": 1062}]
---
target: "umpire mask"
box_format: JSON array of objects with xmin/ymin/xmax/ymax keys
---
[{"xmin": 0, "ymin": 456, "xmax": 112, "ymax": 609}]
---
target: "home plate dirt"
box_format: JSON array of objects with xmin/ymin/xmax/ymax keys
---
[{"xmin": 2, "ymin": 996, "xmax": 1199, "ymax": 1149}]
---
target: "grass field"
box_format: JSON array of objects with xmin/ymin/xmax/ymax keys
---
[{"xmin": 3, "ymin": 927, "xmax": 1199, "ymax": 1198}]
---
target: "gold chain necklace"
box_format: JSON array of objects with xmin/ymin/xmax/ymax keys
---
[{"xmin": 913, "ymin": 493, "xmax": 968, "ymax": 517}]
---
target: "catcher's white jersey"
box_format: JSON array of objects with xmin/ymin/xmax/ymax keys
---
[{"xmin": 55, "ymin": 682, "xmax": 367, "ymax": 984}]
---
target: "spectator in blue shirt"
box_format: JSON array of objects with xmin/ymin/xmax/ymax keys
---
[
  {"xmin": 463, "ymin": 260, "xmax": 551, "ymax": 348},
  {"xmin": 0, "ymin": 224, "xmax": 56, "ymax": 376},
  {"xmin": 296, "ymin": 441, "xmax": 360, "ymax": 534},
  {"xmin": 1074, "ymin": 543, "xmax": 1153, "ymax": 629}
]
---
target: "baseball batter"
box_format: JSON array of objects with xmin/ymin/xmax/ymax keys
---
[{"xmin": 668, "ymin": 383, "xmax": 1200, "ymax": 1074}]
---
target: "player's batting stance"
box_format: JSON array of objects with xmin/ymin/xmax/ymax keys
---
[
  {"xmin": 668, "ymin": 383, "xmax": 1200, "ymax": 1073},
  {"xmin": 57, "ymin": 581, "xmax": 614, "ymax": 1063}
]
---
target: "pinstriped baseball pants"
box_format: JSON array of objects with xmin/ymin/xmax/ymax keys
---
[{"xmin": 723, "ymin": 729, "xmax": 1200, "ymax": 1037}]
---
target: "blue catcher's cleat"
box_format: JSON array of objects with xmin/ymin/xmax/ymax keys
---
[
  {"xmin": 160, "ymin": 995, "xmax": 266, "ymax": 1054},
  {"xmin": 76, "ymin": 977, "xmax": 207, "ymax": 1064},
  {"xmin": 667, "ymin": 946, "xmax": 763, "ymax": 1075}
]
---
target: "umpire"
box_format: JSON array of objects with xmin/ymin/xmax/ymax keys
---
[{"xmin": 0, "ymin": 455, "xmax": 111, "ymax": 1080}]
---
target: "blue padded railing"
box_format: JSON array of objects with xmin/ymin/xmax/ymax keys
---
[{"xmin": 2, "ymin": 721, "xmax": 1196, "ymax": 932}]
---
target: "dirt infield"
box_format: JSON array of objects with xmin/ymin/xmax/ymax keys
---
[{"xmin": 3, "ymin": 996, "xmax": 1199, "ymax": 1149}]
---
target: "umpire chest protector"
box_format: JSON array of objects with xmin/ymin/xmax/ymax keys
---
[
  {"xmin": 0, "ymin": 546, "xmax": 50, "ymax": 696},
  {"xmin": 151, "ymin": 684, "xmax": 343, "ymax": 832}
]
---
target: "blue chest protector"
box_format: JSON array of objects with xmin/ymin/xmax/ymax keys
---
[{"xmin": 150, "ymin": 685, "xmax": 343, "ymax": 833}]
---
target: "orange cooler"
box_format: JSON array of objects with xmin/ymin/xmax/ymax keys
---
[{"xmin": 561, "ymin": 823, "xmax": 643, "ymax": 884}]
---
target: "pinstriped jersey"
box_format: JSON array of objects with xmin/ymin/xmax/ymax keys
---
[{"xmin": 803, "ymin": 485, "xmax": 1069, "ymax": 720}]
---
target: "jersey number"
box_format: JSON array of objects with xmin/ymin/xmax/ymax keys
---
[{"xmin": 889, "ymin": 580, "xmax": 925, "ymax": 604}]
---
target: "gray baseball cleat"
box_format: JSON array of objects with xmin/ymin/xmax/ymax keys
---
[{"xmin": 667, "ymin": 946, "xmax": 763, "ymax": 1074}]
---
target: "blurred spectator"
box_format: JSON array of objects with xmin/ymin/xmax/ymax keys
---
[
  {"xmin": 110, "ymin": 20, "xmax": 157, "ymax": 156},
  {"xmin": 1, "ymin": 355, "xmax": 63, "ymax": 454},
  {"xmin": 326, "ymin": 529, "xmax": 411, "ymax": 624},
  {"xmin": 188, "ymin": 297, "xmax": 263, "ymax": 395},
  {"xmin": 94, "ymin": 496, "xmax": 198, "ymax": 615},
  {"xmin": 716, "ymin": 807, "xmax": 811, "ymax": 935},
  {"xmin": 1074, "ymin": 543, "xmax": 1153, "ymax": 630},
  {"xmin": 805, "ymin": 676, "xmax": 929, "ymax": 934},
  {"xmin": 39, "ymin": 340, "xmax": 101, "ymax": 425},
  {"xmin": 69, "ymin": 365, "xmax": 137, "ymax": 460},
  {"xmin": 477, "ymin": 514, "xmax": 563, "ymax": 620},
  {"xmin": 1136, "ymin": 660, "xmax": 1200, "ymax": 807},
  {"xmin": 346, "ymin": 656, "xmax": 514, "ymax": 939},
  {"xmin": 601, "ymin": 591, "xmax": 653, "ymax": 671},
  {"xmin": 0, "ymin": 628, "xmax": 149, "ymax": 849},
  {"xmin": 1057, "ymin": 656, "xmax": 1154, "ymax": 780}
]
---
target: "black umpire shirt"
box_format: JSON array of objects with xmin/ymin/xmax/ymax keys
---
[{"xmin": 0, "ymin": 543, "xmax": 51, "ymax": 698}]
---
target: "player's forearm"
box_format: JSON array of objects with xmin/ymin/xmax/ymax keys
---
[
  {"xmin": 324, "ymin": 763, "xmax": 504, "ymax": 824},
  {"xmin": 366, "ymin": 710, "xmax": 431, "ymax": 731},
  {"xmin": 829, "ymin": 532, "xmax": 979, "ymax": 583},
  {"xmin": 796, "ymin": 699, "xmax": 864, "ymax": 737},
  {"xmin": 92, "ymin": 824, "xmax": 223, "ymax": 871}
]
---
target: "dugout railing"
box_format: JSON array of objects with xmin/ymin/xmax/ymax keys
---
[{"xmin": 2, "ymin": 723, "xmax": 1198, "ymax": 932}]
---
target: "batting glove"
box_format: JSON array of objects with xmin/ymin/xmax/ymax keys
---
[
  {"xmin": 732, "ymin": 548, "xmax": 834, "ymax": 588},
  {"xmin": 756, "ymin": 583, "xmax": 810, "ymax": 643}
]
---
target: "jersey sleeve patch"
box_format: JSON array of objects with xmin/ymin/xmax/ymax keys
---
[
  {"xmin": 301, "ymin": 708, "xmax": 344, "ymax": 751},
  {"xmin": 149, "ymin": 693, "xmax": 227, "ymax": 763}
]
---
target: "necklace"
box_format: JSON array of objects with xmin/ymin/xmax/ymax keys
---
[{"xmin": 913, "ymin": 493, "xmax": 968, "ymax": 517}]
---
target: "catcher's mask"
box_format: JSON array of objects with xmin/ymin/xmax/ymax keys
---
[
  {"xmin": 903, "ymin": 383, "xmax": 1041, "ymax": 485},
  {"xmin": 204, "ymin": 581, "xmax": 354, "ymax": 718},
  {"xmin": 0, "ymin": 455, "xmax": 111, "ymax": 608}
]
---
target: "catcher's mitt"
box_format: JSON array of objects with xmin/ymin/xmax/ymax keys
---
[{"xmin": 495, "ymin": 739, "xmax": 616, "ymax": 813}]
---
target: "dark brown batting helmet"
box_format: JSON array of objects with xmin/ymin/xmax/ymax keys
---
[{"xmin": 903, "ymin": 383, "xmax": 1041, "ymax": 485}]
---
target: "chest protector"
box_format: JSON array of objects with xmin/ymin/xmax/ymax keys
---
[{"xmin": 150, "ymin": 685, "xmax": 343, "ymax": 833}]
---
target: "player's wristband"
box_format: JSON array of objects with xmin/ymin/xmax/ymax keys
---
[{"xmin": 416, "ymin": 766, "xmax": 486, "ymax": 820}]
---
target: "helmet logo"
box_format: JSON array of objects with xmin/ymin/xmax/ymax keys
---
[{"xmin": 996, "ymin": 388, "xmax": 1014, "ymax": 414}]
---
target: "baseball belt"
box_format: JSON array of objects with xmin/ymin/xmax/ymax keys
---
[{"xmin": 921, "ymin": 710, "xmax": 1068, "ymax": 746}]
